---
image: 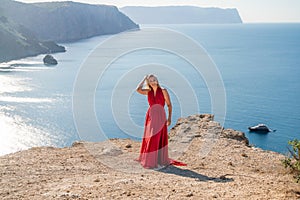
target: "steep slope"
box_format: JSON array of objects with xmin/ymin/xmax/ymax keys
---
[
  {"xmin": 1, "ymin": 0, "xmax": 139, "ymax": 42},
  {"xmin": 0, "ymin": 15, "xmax": 65, "ymax": 63},
  {"xmin": 0, "ymin": 0, "xmax": 139, "ymax": 62}
]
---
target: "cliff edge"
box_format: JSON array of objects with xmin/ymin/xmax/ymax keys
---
[{"xmin": 0, "ymin": 114, "xmax": 299, "ymax": 199}]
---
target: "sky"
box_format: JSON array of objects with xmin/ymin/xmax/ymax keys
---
[{"xmin": 18, "ymin": 0, "xmax": 300, "ymax": 23}]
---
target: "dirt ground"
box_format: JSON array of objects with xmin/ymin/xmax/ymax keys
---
[{"xmin": 0, "ymin": 114, "xmax": 299, "ymax": 199}]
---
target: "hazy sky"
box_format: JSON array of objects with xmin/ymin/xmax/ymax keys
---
[{"xmin": 18, "ymin": 0, "xmax": 300, "ymax": 23}]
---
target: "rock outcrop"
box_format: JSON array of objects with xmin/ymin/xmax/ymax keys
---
[
  {"xmin": 0, "ymin": 114, "xmax": 299, "ymax": 199},
  {"xmin": 121, "ymin": 6, "xmax": 243, "ymax": 24},
  {"xmin": 43, "ymin": 54, "xmax": 58, "ymax": 65},
  {"xmin": 168, "ymin": 114, "xmax": 249, "ymax": 158}
]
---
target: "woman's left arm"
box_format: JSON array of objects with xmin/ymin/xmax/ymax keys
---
[{"xmin": 162, "ymin": 88, "xmax": 172, "ymax": 126}]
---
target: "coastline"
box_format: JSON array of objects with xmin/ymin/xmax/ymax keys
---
[
  {"xmin": 1, "ymin": 24, "xmax": 299, "ymax": 155},
  {"xmin": 0, "ymin": 114, "xmax": 299, "ymax": 199}
]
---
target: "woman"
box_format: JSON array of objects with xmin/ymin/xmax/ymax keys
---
[{"xmin": 136, "ymin": 74, "xmax": 186, "ymax": 169}]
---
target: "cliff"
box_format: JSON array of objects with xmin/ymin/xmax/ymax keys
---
[
  {"xmin": 0, "ymin": 15, "xmax": 65, "ymax": 63},
  {"xmin": 121, "ymin": 6, "xmax": 243, "ymax": 24},
  {"xmin": 0, "ymin": 0, "xmax": 139, "ymax": 62},
  {"xmin": 0, "ymin": 114, "xmax": 298, "ymax": 199},
  {"xmin": 1, "ymin": 0, "xmax": 139, "ymax": 42}
]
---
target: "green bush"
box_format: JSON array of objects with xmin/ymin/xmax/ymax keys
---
[{"xmin": 282, "ymin": 139, "xmax": 300, "ymax": 183}]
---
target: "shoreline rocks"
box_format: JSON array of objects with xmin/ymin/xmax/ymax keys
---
[{"xmin": 43, "ymin": 54, "xmax": 58, "ymax": 65}]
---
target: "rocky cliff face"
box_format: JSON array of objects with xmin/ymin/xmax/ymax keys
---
[
  {"xmin": 0, "ymin": 15, "xmax": 65, "ymax": 63},
  {"xmin": 0, "ymin": 0, "xmax": 139, "ymax": 62},
  {"xmin": 121, "ymin": 6, "xmax": 243, "ymax": 24},
  {"xmin": 1, "ymin": 0, "xmax": 139, "ymax": 42},
  {"xmin": 168, "ymin": 114, "xmax": 249, "ymax": 159}
]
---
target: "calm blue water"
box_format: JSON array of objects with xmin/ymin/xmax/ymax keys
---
[{"xmin": 0, "ymin": 23, "xmax": 299, "ymax": 155}]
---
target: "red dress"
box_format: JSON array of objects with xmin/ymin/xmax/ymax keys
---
[{"xmin": 137, "ymin": 87, "xmax": 187, "ymax": 169}]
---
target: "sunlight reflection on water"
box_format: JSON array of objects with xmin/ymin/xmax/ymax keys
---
[
  {"xmin": 0, "ymin": 67, "xmax": 57, "ymax": 155},
  {"xmin": 0, "ymin": 96, "xmax": 53, "ymax": 103},
  {"xmin": 0, "ymin": 107, "xmax": 56, "ymax": 155},
  {"xmin": 0, "ymin": 76, "xmax": 32, "ymax": 94},
  {"xmin": 0, "ymin": 55, "xmax": 52, "ymax": 72}
]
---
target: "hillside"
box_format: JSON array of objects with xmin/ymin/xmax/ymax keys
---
[
  {"xmin": 121, "ymin": 6, "xmax": 243, "ymax": 24},
  {"xmin": 1, "ymin": 0, "xmax": 139, "ymax": 42},
  {"xmin": 0, "ymin": 15, "xmax": 65, "ymax": 63},
  {"xmin": 0, "ymin": 114, "xmax": 298, "ymax": 199},
  {"xmin": 0, "ymin": 0, "xmax": 139, "ymax": 62}
]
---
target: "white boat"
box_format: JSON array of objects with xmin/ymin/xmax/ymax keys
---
[{"xmin": 248, "ymin": 124, "xmax": 273, "ymax": 132}]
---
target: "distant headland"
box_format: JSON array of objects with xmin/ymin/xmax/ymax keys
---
[
  {"xmin": 0, "ymin": 0, "xmax": 139, "ymax": 63},
  {"xmin": 121, "ymin": 6, "xmax": 243, "ymax": 24}
]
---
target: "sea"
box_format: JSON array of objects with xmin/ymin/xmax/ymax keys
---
[{"xmin": 0, "ymin": 23, "xmax": 299, "ymax": 156}]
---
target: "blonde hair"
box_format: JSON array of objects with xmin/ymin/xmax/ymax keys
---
[{"xmin": 147, "ymin": 74, "xmax": 161, "ymax": 89}]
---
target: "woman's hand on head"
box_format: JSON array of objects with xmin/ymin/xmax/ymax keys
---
[{"xmin": 145, "ymin": 75, "xmax": 150, "ymax": 80}]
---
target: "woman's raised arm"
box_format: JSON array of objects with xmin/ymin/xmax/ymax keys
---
[{"xmin": 136, "ymin": 76, "xmax": 149, "ymax": 95}]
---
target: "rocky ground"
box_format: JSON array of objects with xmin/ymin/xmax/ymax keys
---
[{"xmin": 0, "ymin": 114, "xmax": 299, "ymax": 199}]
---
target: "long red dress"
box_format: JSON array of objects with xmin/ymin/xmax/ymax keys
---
[{"xmin": 137, "ymin": 87, "xmax": 187, "ymax": 169}]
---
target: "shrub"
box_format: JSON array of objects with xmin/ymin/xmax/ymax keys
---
[{"xmin": 282, "ymin": 139, "xmax": 300, "ymax": 183}]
